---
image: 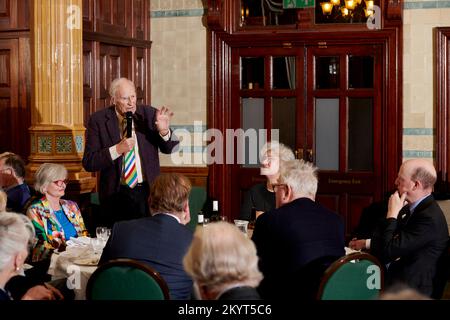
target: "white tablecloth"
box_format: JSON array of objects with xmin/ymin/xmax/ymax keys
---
[{"xmin": 48, "ymin": 239, "xmax": 103, "ymax": 300}]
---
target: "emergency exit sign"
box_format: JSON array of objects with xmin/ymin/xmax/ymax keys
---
[{"xmin": 283, "ymin": 0, "xmax": 315, "ymax": 9}]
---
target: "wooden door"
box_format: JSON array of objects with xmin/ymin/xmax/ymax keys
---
[
  {"xmin": 233, "ymin": 44, "xmax": 383, "ymax": 237},
  {"xmin": 306, "ymin": 44, "xmax": 383, "ymax": 236},
  {"xmin": 231, "ymin": 46, "xmax": 305, "ymax": 218}
]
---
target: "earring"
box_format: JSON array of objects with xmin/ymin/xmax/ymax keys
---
[{"xmin": 15, "ymin": 266, "xmax": 20, "ymax": 271}]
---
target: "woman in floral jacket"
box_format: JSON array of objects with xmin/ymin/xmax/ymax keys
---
[{"xmin": 27, "ymin": 163, "xmax": 88, "ymax": 262}]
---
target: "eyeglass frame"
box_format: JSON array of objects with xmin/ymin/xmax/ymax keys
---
[
  {"xmin": 52, "ymin": 179, "xmax": 69, "ymax": 187},
  {"xmin": 271, "ymin": 183, "xmax": 287, "ymax": 191}
]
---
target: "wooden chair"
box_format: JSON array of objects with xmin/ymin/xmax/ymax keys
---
[
  {"xmin": 317, "ymin": 252, "xmax": 384, "ymax": 300},
  {"xmin": 86, "ymin": 258, "xmax": 170, "ymax": 300}
]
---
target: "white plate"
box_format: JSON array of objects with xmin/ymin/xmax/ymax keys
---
[{"xmin": 73, "ymin": 257, "xmax": 99, "ymax": 266}]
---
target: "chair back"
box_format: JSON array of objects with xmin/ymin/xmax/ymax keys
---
[
  {"xmin": 187, "ymin": 186, "xmax": 207, "ymax": 231},
  {"xmin": 432, "ymin": 238, "xmax": 450, "ymax": 299},
  {"xmin": 86, "ymin": 259, "xmax": 170, "ymax": 300},
  {"xmin": 437, "ymin": 200, "xmax": 450, "ymax": 235},
  {"xmin": 317, "ymin": 252, "xmax": 384, "ymax": 300}
]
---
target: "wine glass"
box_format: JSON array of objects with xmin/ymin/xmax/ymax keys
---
[
  {"xmin": 91, "ymin": 238, "xmax": 104, "ymax": 255},
  {"xmin": 96, "ymin": 226, "xmax": 107, "ymax": 239}
]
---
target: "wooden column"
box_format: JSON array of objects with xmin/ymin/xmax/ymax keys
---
[{"xmin": 28, "ymin": 0, "xmax": 95, "ymax": 193}]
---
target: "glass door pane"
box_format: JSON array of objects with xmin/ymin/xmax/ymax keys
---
[
  {"xmin": 272, "ymin": 98, "xmax": 296, "ymax": 151},
  {"xmin": 348, "ymin": 98, "xmax": 373, "ymax": 171},
  {"xmin": 272, "ymin": 56, "xmax": 296, "ymax": 89},
  {"xmin": 315, "ymin": 98, "xmax": 339, "ymax": 170},
  {"xmin": 241, "ymin": 98, "xmax": 265, "ymax": 167},
  {"xmin": 348, "ymin": 56, "xmax": 374, "ymax": 88},
  {"xmin": 315, "ymin": 56, "xmax": 340, "ymax": 89},
  {"xmin": 241, "ymin": 57, "xmax": 264, "ymax": 90}
]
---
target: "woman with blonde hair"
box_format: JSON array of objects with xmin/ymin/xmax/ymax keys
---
[
  {"xmin": 183, "ymin": 221, "xmax": 263, "ymax": 300},
  {"xmin": 0, "ymin": 212, "xmax": 34, "ymax": 300},
  {"xmin": 27, "ymin": 163, "xmax": 87, "ymax": 262},
  {"xmin": 239, "ymin": 141, "xmax": 295, "ymax": 220}
]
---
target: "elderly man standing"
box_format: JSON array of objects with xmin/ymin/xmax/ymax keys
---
[
  {"xmin": 82, "ymin": 78, "xmax": 179, "ymax": 226},
  {"xmin": 370, "ymin": 159, "xmax": 449, "ymax": 296},
  {"xmin": 252, "ymin": 159, "xmax": 345, "ymax": 299}
]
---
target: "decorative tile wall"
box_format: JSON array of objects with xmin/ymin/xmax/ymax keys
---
[
  {"xmin": 402, "ymin": 3, "xmax": 450, "ymax": 160},
  {"xmin": 151, "ymin": 1, "xmax": 207, "ymax": 167}
]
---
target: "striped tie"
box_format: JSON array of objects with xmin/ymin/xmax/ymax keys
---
[{"xmin": 122, "ymin": 119, "xmax": 138, "ymax": 188}]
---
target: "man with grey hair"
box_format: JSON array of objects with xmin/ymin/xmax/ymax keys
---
[
  {"xmin": 370, "ymin": 159, "xmax": 449, "ymax": 297},
  {"xmin": 252, "ymin": 159, "xmax": 345, "ymax": 299},
  {"xmin": 82, "ymin": 78, "xmax": 179, "ymax": 226}
]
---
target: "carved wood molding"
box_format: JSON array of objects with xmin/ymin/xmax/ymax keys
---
[
  {"xmin": 435, "ymin": 27, "xmax": 450, "ymax": 190},
  {"xmin": 386, "ymin": 0, "xmax": 403, "ymax": 21},
  {"xmin": 83, "ymin": 31, "xmax": 152, "ymax": 48},
  {"xmin": 207, "ymin": 0, "xmax": 223, "ymax": 30}
]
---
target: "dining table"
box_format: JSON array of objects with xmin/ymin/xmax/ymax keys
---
[{"xmin": 47, "ymin": 236, "xmax": 104, "ymax": 300}]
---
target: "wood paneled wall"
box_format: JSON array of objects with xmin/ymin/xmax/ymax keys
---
[
  {"xmin": 0, "ymin": 0, "xmax": 150, "ymax": 158},
  {"xmin": 82, "ymin": 0, "xmax": 151, "ymax": 126},
  {"xmin": 0, "ymin": 0, "xmax": 31, "ymax": 159}
]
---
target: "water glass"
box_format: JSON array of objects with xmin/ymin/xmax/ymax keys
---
[
  {"xmin": 234, "ymin": 219, "xmax": 249, "ymax": 236},
  {"xmin": 91, "ymin": 238, "xmax": 104, "ymax": 255}
]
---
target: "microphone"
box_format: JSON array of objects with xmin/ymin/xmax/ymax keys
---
[{"xmin": 125, "ymin": 111, "xmax": 132, "ymax": 138}]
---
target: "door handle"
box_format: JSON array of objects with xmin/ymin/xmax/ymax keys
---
[
  {"xmin": 295, "ymin": 148, "xmax": 304, "ymax": 160},
  {"xmin": 306, "ymin": 149, "xmax": 314, "ymax": 162}
]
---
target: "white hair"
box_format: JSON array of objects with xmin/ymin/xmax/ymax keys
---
[
  {"xmin": 183, "ymin": 221, "xmax": 263, "ymax": 294},
  {"xmin": 109, "ymin": 77, "xmax": 135, "ymax": 98},
  {"xmin": 279, "ymin": 160, "xmax": 318, "ymax": 197},
  {"xmin": 0, "ymin": 212, "xmax": 34, "ymax": 270},
  {"xmin": 260, "ymin": 141, "xmax": 295, "ymax": 163},
  {"xmin": 34, "ymin": 163, "xmax": 67, "ymax": 194}
]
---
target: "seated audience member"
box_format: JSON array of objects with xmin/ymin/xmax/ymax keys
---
[
  {"xmin": 252, "ymin": 159, "xmax": 345, "ymax": 299},
  {"xmin": 5, "ymin": 213, "xmax": 64, "ymax": 300},
  {"xmin": 27, "ymin": 163, "xmax": 87, "ymax": 262},
  {"xmin": 183, "ymin": 221, "xmax": 263, "ymax": 300},
  {"xmin": 0, "ymin": 190, "xmax": 6, "ymax": 212},
  {"xmin": 0, "ymin": 212, "xmax": 63, "ymax": 300},
  {"xmin": 100, "ymin": 173, "xmax": 194, "ymax": 300},
  {"xmin": 370, "ymin": 159, "xmax": 449, "ymax": 297},
  {"xmin": 0, "ymin": 152, "xmax": 31, "ymax": 213},
  {"xmin": 239, "ymin": 141, "xmax": 295, "ymax": 221}
]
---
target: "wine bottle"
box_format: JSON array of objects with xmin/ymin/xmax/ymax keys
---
[{"xmin": 198, "ymin": 210, "xmax": 204, "ymax": 226}]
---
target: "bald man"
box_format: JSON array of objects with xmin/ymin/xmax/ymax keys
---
[{"xmin": 370, "ymin": 159, "xmax": 449, "ymax": 296}]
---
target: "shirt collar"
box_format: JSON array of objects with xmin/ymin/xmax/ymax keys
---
[
  {"xmin": 408, "ymin": 193, "xmax": 431, "ymax": 214},
  {"xmin": 154, "ymin": 212, "xmax": 181, "ymax": 223}
]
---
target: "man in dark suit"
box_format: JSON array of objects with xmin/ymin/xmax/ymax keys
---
[
  {"xmin": 99, "ymin": 173, "xmax": 193, "ymax": 300},
  {"xmin": 0, "ymin": 152, "xmax": 31, "ymax": 213},
  {"xmin": 371, "ymin": 159, "xmax": 449, "ymax": 296},
  {"xmin": 82, "ymin": 78, "xmax": 179, "ymax": 226},
  {"xmin": 252, "ymin": 159, "xmax": 345, "ymax": 299}
]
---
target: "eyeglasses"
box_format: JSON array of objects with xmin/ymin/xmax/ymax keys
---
[
  {"xmin": 53, "ymin": 179, "xmax": 68, "ymax": 187},
  {"xmin": 271, "ymin": 183, "xmax": 287, "ymax": 191}
]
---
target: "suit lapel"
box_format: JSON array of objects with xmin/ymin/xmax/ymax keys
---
[
  {"xmin": 105, "ymin": 106, "xmax": 121, "ymax": 145},
  {"xmin": 105, "ymin": 106, "xmax": 123, "ymax": 176}
]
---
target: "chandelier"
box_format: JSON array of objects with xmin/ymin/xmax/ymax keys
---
[{"xmin": 318, "ymin": 0, "xmax": 375, "ymax": 23}]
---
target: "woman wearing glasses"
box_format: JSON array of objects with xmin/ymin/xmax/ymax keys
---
[{"xmin": 26, "ymin": 163, "xmax": 87, "ymax": 262}]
